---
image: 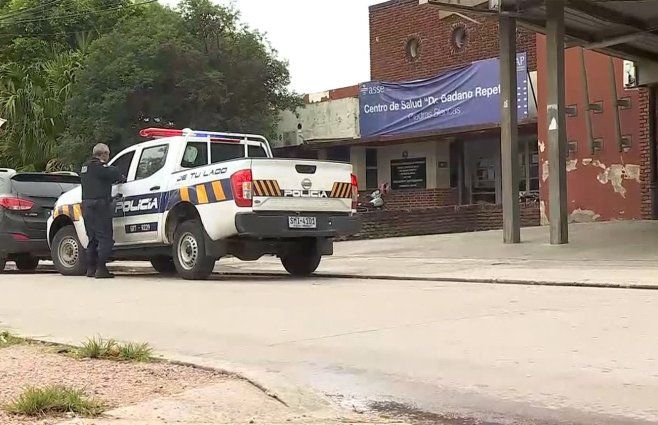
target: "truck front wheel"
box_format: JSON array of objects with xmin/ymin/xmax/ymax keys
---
[
  {"xmin": 52, "ymin": 225, "xmax": 87, "ymax": 276},
  {"xmin": 281, "ymin": 244, "xmax": 321, "ymax": 277},
  {"xmin": 172, "ymin": 220, "xmax": 216, "ymax": 280}
]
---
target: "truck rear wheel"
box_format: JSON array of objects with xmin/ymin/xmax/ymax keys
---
[
  {"xmin": 52, "ymin": 225, "xmax": 87, "ymax": 276},
  {"xmin": 281, "ymin": 245, "xmax": 321, "ymax": 277},
  {"xmin": 172, "ymin": 220, "xmax": 215, "ymax": 280},
  {"xmin": 150, "ymin": 256, "xmax": 177, "ymax": 275}
]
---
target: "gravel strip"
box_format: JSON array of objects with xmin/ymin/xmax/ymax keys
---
[{"xmin": 0, "ymin": 344, "xmax": 225, "ymax": 425}]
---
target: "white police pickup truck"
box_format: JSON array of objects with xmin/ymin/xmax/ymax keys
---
[{"xmin": 47, "ymin": 128, "xmax": 360, "ymax": 280}]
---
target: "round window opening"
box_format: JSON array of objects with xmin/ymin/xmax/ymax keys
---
[
  {"xmin": 406, "ymin": 37, "xmax": 420, "ymax": 60},
  {"xmin": 451, "ymin": 26, "xmax": 467, "ymax": 51}
]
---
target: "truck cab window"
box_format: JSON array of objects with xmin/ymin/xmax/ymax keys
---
[
  {"xmin": 181, "ymin": 142, "xmax": 208, "ymax": 168},
  {"xmin": 109, "ymin": 151, "xmax": 135, "ymax": 180},
  {"xmin": 136, "ymin": 145, "xmax": 168, "ymax": 180},
  {"xmin": 247, "ymin": 145, "xmax": 268, "ymax": 158},
  {"xmin": 211, "ymin": 143, "xmax": 243, "ymax": 163}
]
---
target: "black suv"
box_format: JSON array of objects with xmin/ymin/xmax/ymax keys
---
[{"xmin": 0, "ymin": 169, "xmax": 80, "ymax": 272}]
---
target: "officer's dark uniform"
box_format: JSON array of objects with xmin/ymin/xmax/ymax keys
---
[{"xmin": 80, "ymin": 157, "xmax": 122, "ymax": 278}]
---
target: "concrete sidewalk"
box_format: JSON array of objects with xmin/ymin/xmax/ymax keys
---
[{"xmin": 219, "ymin": 221, "xmax": 658, "ymax": 288}]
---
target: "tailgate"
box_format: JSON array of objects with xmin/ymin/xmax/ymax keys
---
[{"xmin": 251, "ymin": 159, "xmax": 353, "ymax": 212}]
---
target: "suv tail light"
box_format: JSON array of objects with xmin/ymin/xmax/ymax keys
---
[
  {"xmin": 231, "ymin": 169, "xmax": 253, "ymax": 207},
  {"xmin": 0, "ymin": 196, "xmax": 34, "ymax": 211},
  {"xmin": 351, "ymin": 173, "xmax": 359, "ymax": 210}
]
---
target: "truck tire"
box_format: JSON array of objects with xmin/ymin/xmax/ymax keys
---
[
  {"xmin": 52, "ymin": 225, "xmax": 87, "ymax": 276},
  {"xmin": 172, "ymin": 220, "xmax": 215, "ymax": 280},
  {"xmin": 0, "ymin": 258, "xmax": 5, "ymax": 273},
  {"xmin": 281, "ymin": 247, "xmax": 322, "ymax": 277},
  {"xmin": 15, "ymin": 254, "xmax": 39, "ymax": 272},
  {"xmin": 150, "ymin": 256, "xmax": 177, "ymax": 275}
]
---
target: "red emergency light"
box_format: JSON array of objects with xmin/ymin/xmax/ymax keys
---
[
  {"xmin": 139, "ymin": 128, "xmax": 184, "ymax": 138},
  {"xmin": 139, "ymin": 128, "xmax": 243, "ymax": 143}
]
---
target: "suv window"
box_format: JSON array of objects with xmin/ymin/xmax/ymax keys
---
[
  {"xmin": 211, "ymin": 143, "xmax": 243, "ymax": 163},
  {"xmin": 136, "ymin": 145, "xmax": 168, "ymax": 180},
  {"xmin": 181, "ymin": 142, "xmax": 208, "ymax": 168},
  {"xmin": 11, "ymin": 175, "xmax": 80, "ymax": 199},
  {"xmin": 110, "ymin": 151, "xmax": 135, "ymax": 180}
]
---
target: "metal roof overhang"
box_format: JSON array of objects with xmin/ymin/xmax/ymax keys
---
[{"xmin": 423, "ymin": 0, "xmax": 658, "ymax": 63}]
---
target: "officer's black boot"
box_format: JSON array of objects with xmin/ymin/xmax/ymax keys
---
[
  {"xmin": 86, "ymin": 264, "xmax": 96, "ymax": 278},
  {"xmin": 95, "ymin": 264, "xmax": 114, "ymax": 279}
]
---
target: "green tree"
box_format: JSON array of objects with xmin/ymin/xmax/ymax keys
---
[
  {"xmin": 0, "ymin": 0, "xmax": 138, "ymax": 65},
  {"xmin": 0, "ymin": 0, "xmax": 143, "ymax": 170},
  {"xmin": 61, "ymin": 0, "xmax": 300, "ymax": 164},
  {"xmin": 0, "ymin": 50, "xmax": 82, "ymax": 170}
]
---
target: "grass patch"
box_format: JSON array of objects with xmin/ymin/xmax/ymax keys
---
[
  {"xmin": 117, "ymin": 342, "xmax": 152, "ymax": 362},
  {"xmin": 0, "ymin": 331, "xmax": 23, "ymax": 348},
  {"xmin": 76, "ymin": 337, "xmax": 117, "ymax": 359},
  {"xmin": 5, "ymin": 386, "xmax": 104, "ymax": 417},
  {"xmin": 76, "ymin": 337, "xmax": 153, "ymax": 362}
]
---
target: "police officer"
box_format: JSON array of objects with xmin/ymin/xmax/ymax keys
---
[{"xmin": 80, "ymin": 143, "xmax": 122, "ymax": 279}]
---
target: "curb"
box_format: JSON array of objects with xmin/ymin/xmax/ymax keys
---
[
  {"xmin": 165, "ymin": 358, "xmax": 289, "ymax": 407},
  {"xmin": 213, "ymin": 270, "xmax": 658, "ymax": 291},
  {"xmin": 320, "ymin": 273, "xmax": 658, "ymax": 290},
  {"xmin": 34, "ymin": 264, "xmax": 657, "ymax": 291},
  {"xmin": 8, "ymin": 335, "xmax": 290, "ymax": 408}
]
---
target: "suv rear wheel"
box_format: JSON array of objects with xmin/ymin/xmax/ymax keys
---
[
  {"xmin": 15, "ymin": 254, "xmax": 39, "ymax": 272},
  {"xmin": 52, "ymin": 225, "xmax": 87, "ymax": 276},
  {"xmin": 172, "ymin": 220, "xmax": 215, "ymax": 280},
  {"xmin": 150, "ymin": 256, "xmax": 176, "ymax": 275}
]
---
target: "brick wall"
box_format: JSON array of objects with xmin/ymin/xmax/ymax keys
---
[
  {"xmin": 537, "ymin": 36, "xmax": 650, "ymax": 222},
  {"xmin": 370, "ymin": 0, "xmax": 537, "ymax": 82},
  {"xmin": 302, "ymin": 85, "xmax": 359, "ymax": 103},
  {"xmin": 381, "ymin": 188, "xmax": 458, "ymax": 210},
  {"xmin": 639, "ymin": 88, "xmax": 655, "ymax": 220},
  {"xmin": 348, "ymin": 202, "xmax": 540, "ymax": 240}
]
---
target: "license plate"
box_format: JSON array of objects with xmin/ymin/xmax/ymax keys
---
[{"xmin": 288, "ymin": 216, "xmax": 317, "ymax": 229}]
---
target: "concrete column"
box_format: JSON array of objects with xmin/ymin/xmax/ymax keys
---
[
  {"xmin": 499, "ymin": 15, "xmax": 520, "ymax": 243},
  {"xmin": 546, "ymin": 0, "xmax": 569, "ymax": 244}
]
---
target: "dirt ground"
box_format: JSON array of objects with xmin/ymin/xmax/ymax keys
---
[{"xmin": 0, "ymin": 343, "xmax": 225, "ymax": 425}]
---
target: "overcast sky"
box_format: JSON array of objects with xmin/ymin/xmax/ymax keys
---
[{"xmin": 160, "ymin": 0, "xmax": 380, "ymax": 94}]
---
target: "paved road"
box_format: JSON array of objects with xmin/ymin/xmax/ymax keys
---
[
  {"xmin": 222, "ymin": 221, "xmax": 658, "ymax": 288},
  {"xmin": 1, "ymin": 271, "xmax": 657, "ymax": 424}
]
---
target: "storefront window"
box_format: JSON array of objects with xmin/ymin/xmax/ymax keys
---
[
  {"xmin": 366, "ymin": 148, "xmax": 378, "ymax": 189},
  {"xmin": 327, "ymin": 146, "xmax": 350, "ymax": 162},
  {"xmin": 519, "ymin": 139, "xmax": 539, "ymax": 193},
  {"xmin": 449, "ymin": 141, "xmax": 461, "ymax": 188},
  {"xmin": 473, "ymin": 157, "xmax": 497, "ymax": 204}
]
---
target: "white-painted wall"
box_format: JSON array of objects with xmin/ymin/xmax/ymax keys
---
[
  {"xmin": 274, "ymin": 98, "xmax": 360, "ymax": 148},
  {"xmin": 349, "ymin": 140, "xmax": 451, "ymax": 189}
]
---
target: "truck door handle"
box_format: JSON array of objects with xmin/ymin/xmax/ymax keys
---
[{"xmin": 150, "ymin": 186, "xmax": 161, "ymax": 191}]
